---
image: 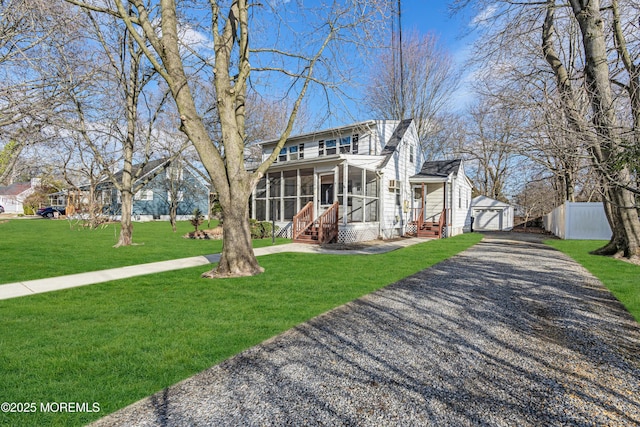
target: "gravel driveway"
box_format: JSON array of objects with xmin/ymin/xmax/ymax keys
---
[{"xmin": 93, "ymin": 232, "xmax": 640, "ymax": 426}]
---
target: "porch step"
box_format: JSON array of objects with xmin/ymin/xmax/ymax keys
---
[
  {"xmin": 416, "ymin": 222, "xmax": 442, "ymax": 238},
  {"xmin": 293, "ymin": 225, "xmax": 320, "ymax": 244}
]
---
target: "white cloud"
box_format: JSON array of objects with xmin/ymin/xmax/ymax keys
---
[{"xmin": 471, "ymin": 4, "xmax": 498, "ymax": 26}]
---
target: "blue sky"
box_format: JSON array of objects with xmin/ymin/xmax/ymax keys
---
[{"xmin": 400, "ymin": 1, "xmax": 468, "ymax": 51}]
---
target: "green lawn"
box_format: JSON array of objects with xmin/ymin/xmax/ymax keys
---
[
  {"xmin": 546, "ymin": 239, "xmax": 640, "ymax": 322},
  {"xmin": 0, "ymin": 219, "xmax": 288, "ymax": 283},
  {"xmin": 0, "ymin": 232, "xmax": 482, "ymax": 426}
]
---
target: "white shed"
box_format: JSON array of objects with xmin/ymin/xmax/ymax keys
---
[{"xmin": 471, "ymin": 195, "xmax": 514, "ymax": 231}]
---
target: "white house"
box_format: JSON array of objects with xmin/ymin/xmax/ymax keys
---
[
  {"xmin": 471, "ymin": 195, "xmax": 514, "ymax": 231},
  {"xmin": 0, "ymin": 179, "xmax": 39, "ymax": 214},
  {"xmin": 250, "ymin": 119, "xmax": 473, "ymax": 243}
]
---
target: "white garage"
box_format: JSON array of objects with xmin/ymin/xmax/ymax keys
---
[{"xmin": 471, "ymin": 196, "xmax": 514, "ymax": 231}]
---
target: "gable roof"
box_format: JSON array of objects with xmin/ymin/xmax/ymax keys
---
[
  {"xmin": 95, "ymin": 158, "xmax": 170, "ymax": 187},
  {"xmin": 411, "ymin": 159, "xmax": 462, "ymax": 179},
  {"xmin": 472, "ymin": 195, "xmax": 511, "ymax": 208},
  {"xmin": 379, "ymin": 119, "xmax": 414, "ymax": 168},
  {"xmin": 0, "ymin": 182, "xmax": 32, "ymax": 197}
]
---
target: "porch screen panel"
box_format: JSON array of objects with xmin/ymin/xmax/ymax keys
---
[
  {"xmin": 268, "ymin": 173, "xmax": 281, "ymax": 221},
  {"xmin": 348, "ymin": 167, "xmax": 363, "ymax": 195},
  {"xmin": 365, "ymin": 199, "xmax": 378, "ymax": 222},
  {"xmin": 365, "ymin": 170, "xmax": 377, "ymax": 197},
  {"xmin": 347, "ymin": 196, "xmax": 363, "ymax": 222},
  {"xmin": 268, "ymin": 173, "xmax": 281, "ymax": 197},
  {"xmin": 255, "ymin": 177, "xmax": 267, "ymax": 220},
  {"xmin": 283, "ymin": 170, "xmax": 296, "ymax": 220},
  {"xmin": 284, "ymin": 171, "xmax": 296, "ymax": 196},
  {"xmin": 300, "ymin": 169, "xmax": 313, "ymax": 209},
  {"xmin": 300, "ymin": 169, "xmax": 313, "ymax": 195},
  {"xmin": 365, "ymin": 170, "xmax": 379, "ymax": 221}
]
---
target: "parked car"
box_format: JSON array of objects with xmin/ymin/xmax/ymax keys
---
[
  {"xmin": 36, "ymin": 206, "xmax": 66, "ymax": 218},
  {"xmin": 0, "ymin": 205, "xmax": 4, "ymax": 213}
]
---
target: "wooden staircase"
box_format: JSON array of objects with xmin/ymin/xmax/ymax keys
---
[
  {"xmin": 414, "ymin": 209, "xmax": 446, "ymax": 238},
  {"xmin": 293, "ymin": 202, "xmax": 339, "ymax": 244}
]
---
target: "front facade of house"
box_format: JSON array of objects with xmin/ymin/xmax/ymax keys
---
[
  {"xmin": 0, "ymin": 179, "xmax": 39, "ymax": 214},
  {"xmin": 100, "ymin": 160, "xmax": 210, "ymax": 221},
  {"xmin": 60, "ymin": 159, "xmax": 210, "ymax": 221},
  {"xmin": 250, "ymin": 119, "xmax": 473, "ymax": 243}
]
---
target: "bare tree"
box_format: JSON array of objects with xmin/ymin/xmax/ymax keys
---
[
  {"xmin": 64, "ymin": 0, "xmax": 390, "ymax": 277},
  {"xmin": 457, "ymin": 99, "xmax": 523, "ymax": 202},
  {"xmin": 453, "ymin": 0, "xmax": 640, "ymax": 259},
  {"xmin": 0, "ymin": 0, "xmax": 72, "ymax": 184},
  {"xmin": 365, "ymin": 30, "xmax": 459, "ymax": 159}
]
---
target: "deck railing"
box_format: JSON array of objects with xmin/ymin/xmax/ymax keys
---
[
  {"xmin": 292, "ymin": 201, "xmax": 314, "ymax": 241},
  {"xmin": 317, "ymin": 202, "xmax": 340, "ymax": 244},
  {"xmin": 438, "ymin": 209, "xmax": 447, "ymax": 236}
]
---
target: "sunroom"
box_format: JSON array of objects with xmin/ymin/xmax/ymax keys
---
[{"xmin": 250, "ymin": 155, "xmax": 382, "ymax": 243}]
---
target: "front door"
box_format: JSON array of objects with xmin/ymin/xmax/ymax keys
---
[
  {"xmin": 412, "ymin": 184, "xmax": 426, "ymax": 223},
  {"xmin": 319, "ymin": 174, "xmax": 335, "ymax": 213}
]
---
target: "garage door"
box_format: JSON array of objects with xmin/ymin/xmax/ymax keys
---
[{"xmin": 475, "ymin": 209, "xmax": 501, "ymax": 230}]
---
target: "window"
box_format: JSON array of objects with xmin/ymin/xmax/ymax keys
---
[
  {"xmin": 340, "ymin": 136, "xmax": 351, "ymax": 153},
  {"xmin": 298, "ymin": 143, "xmax": 305, "ymax": 159},
  {"xmin": 352, "ymin": 134, "xmax": 359, "ymax": 154},
  {"xmin": 167, "ymin": 166, "xmax": 183, "ymax": 181},
  {"xmin": 409, "ymin": 144, "xmax": 415, "ymax": 163},
  {"xmin": 278, "ymin": 148, "xmax": 287, "ymax": 162},
  {"xmin": 325, "ymin": 139, "xmax": 337, "ymax": 155},
  {"xmin": 134, "ymin": 189, "xmax": 153, "ymax": 201},
  {"xmin": 318, "ymin": 139, "xmax": 337, "ymax": 156},
  {"xmin": 168, "ymin": 190, "xmax": 184, "ymax": 202}
]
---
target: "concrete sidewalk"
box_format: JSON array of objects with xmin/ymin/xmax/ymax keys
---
[{"xmin": 0, "ymin": 238, "xmax": 426, "ymax": 301}]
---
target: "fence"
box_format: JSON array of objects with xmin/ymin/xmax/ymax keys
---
[{"xmin": 543, "ymin": 202, "xmax": 612, "ymax": 240}]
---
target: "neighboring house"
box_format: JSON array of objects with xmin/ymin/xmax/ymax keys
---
[
  {"xmin": 471, "ymin": 195, "xmax": 514, "ymax": 231},
  {"xmin": 0, "ymin": 179, "xmax": 39, "ymax": 214},
  {"xmin": 67, "ymin": 158, "xmax": 210, "ymax": 221},
  {"xmin": 250, "ymin": 119, "xmax": 473, "ymax": 243}
]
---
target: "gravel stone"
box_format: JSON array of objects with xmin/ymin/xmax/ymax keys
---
[{"xmin": 91, "ymin": 232, "xmax": 640, "ymax": 426}]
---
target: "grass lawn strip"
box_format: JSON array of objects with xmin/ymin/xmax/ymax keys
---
[
  {"xmin": 0, "ymin": 233, "xmax": 482, "ymax": 427},
  {"xmin": 0, "ymin": 219, "xmax": 288, "ymax": 283},
  {"xmin": 545, "ymin": 239, "xmax": 640, "ymax": 323}
]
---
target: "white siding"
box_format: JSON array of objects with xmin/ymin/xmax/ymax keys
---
[
  {"xmin": 451, "ymin": 169, "xmax": 473, "ymax": 236},
  {"xmin": 378, "ymin": 121, "xmax": 420, "ymax": 238}
]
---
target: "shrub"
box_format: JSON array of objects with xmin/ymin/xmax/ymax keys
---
[{"xmin": 250, "ymin": 219, "xmax": 279, "ymax": 239}]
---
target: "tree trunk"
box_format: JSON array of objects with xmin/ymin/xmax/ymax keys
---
[
  {"xmin": 570, "ymin": 0, "xmax": 640, "ymax": 259},
  {"xmin": 201, "ymin": 192, "xmax": 263, "ymax": 278},
  {"xmin": 170, "ymin": 202, "xmax": 177, "ymax": 232},
  {"xmin": 116, "ymin": 189, "xmax": 133, "ymax": 247}
]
